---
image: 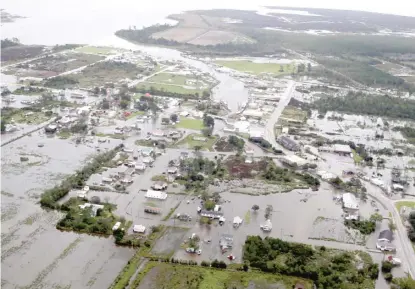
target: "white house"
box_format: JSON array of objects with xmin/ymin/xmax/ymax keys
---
[
  {"xmin": 233, "ymin": 216, "xmax": 243, "ymax": 228},
  {"xmin": 145, "ymin": 190, "xmax": 167, "ymax": 200},
  {"xmin": 133, "ymin": 224, "xmax": 146, "ymax": 233},
  {"xmin": 342, "ymin": 193, "xmax": 359, "ymax": 210}
]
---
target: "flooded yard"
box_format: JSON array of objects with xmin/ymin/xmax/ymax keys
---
[{"xmin": 1, "ymin": 134, "xmax": 133, "ymax": 289}]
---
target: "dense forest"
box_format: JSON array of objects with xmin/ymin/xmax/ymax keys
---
[
  {"xmin": 313, "ymin": 92, "xmax": 415, "ymax": 121},
  {"xmin": 243, "ymin": 236, "xmax": 378, "ymax": 289}
]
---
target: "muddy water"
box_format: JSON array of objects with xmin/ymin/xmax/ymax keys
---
[{"xmin": 1, "ymin": 133, "xmax": 134, "ymax": 289}]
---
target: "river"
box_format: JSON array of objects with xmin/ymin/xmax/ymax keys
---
[{"xmin": 0, "ymin": 0, "xmax": 264, "ymax": 111}]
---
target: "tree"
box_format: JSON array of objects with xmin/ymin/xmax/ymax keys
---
[
  {"xmin": 193, "ymin": 145, "xmax": 202, "ymax": 153},
  {"xmin": 203, "ymin": 114, "xmax": 214, "ymax": 128},
  {"xmin": 252, "ymin": 204, "xmax": 260, "ymax": 212},
  {"xmin": 381, "ymin": 261, "xmax": 393, "ymax": 273},
  {"xmin": 202, "ymin": 90, "xmax": 210, "ymax": 98},
  {"xmin": 264, "ymin": 205, "xmax": 273, "ymax": 219},
  {"xmin": 93, "ymin": 87, "xmax": 100, "ymax": 95},
  {"xmin": 307, "ymin": 63, "xmax": 312, "ymax": 72},
  {"xmin": 204, "ymin": 200, "xmax": 215, "ymax": 211},
  {"xmin": 120, "ymin": 99, "xmax": 129, "ymax": 109},
  {"xmin": 370, "ymin": 213, "xmax": 383, "ymax": 222},
  {"xmin": 392, "ymin": 277, "xmax": 415, "ymax": 289},
  {"xmin": 201, "ymin": 127, "xmax": 213, "ymax": 137},
  {"xmin": 170, "ymin": 113, "xmax": 178, "ymax": 122},
  {"xmin": 1, "ymin": 119, "xmax": 6, "ymax": 133},
  {"xmin": 102, "ymin": 99, "xmax": 110, "ymax": 110}
]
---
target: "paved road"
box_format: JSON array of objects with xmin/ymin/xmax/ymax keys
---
[
  {"xmin": 363, "ymin": 183, "xmax": 415, "ymax": 277},
  {"xmin": 263, "ymin": 80, "xmax": 296, "ymax": 149}
]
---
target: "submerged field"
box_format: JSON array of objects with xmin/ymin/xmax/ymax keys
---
[{"xmin": 131, "ymin": 262, "xmax": 313, "ymax": 289}]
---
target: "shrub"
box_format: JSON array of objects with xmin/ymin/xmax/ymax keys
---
[{"xmin": 381, "ymin": 261, "xmax": 393, "ymax": 273}]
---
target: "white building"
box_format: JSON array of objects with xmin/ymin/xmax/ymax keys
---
[
  {"xmin": 233, "ymin": 216, "xmax": 243, "ymax": 228},
  {"xmin": 133, "ymin": 224, "xmax": 146, "ymax": 233},
  {"xmin": 280, "ymin": 155, "xmax": 308, "ymax": 168},
  {"xmin": 342, "ymin": 193, "xmax": 359, "ymax": 210},
  {"xmin": 333, "ymin": 144, "xmax": 352, "ymax": 156},
  {"xmin": 145, "ymin": 190, "xmax": 167, "ymax": 200}
]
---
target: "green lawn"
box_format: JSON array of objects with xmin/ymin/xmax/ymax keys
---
[
  {"xmin": 75, "ymin": 46, "xmax": 116, "ymax": 55},
  {"xmin": 137, "ymin": 82, "xmax": 205, "ymax": 95},
  {"xmin": 175, "ymin": 118, "xmax": 204, "ymax": 130},
  {"xmin": 352, "ymin": 149, "xmax": 363, "ymax": 164},
  {"xmin": 126, "ymin": 111, "xmax": 145, "ymax": 119},
  {"xmin": 130, "ymin": 262, "xmax": 313, "ymax": 289},
  {"xmin": 395, "ymin": 201, "xmax": 415, "ymax": 212},
  {"xmin": 147, "ymin": 73, "xmax": 202, "ymax": 86},
  {"xmin": 176, "ymin": 133, "xmax": 217, "ymax": 151},
  {"xmin": 215, "ymin": 60, "xmax": 296, "ymax": 75}
]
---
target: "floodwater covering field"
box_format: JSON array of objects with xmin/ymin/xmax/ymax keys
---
[{"xmin": 1, "ymin": 134, "xmax": 134, "ymax": 289}]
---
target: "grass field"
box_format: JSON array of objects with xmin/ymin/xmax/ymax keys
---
[
  {"xmin": 147, "ymin": 73, "xmax": 204, "ymax": 86},
  {"xmin": 395, "ymin": 201, "xmax": 415, "ymax": 212},
  {"xmin": 176, "ymin": 134, "xmax": 217, "ymax": 151},
  {"xmin": 215, "ymin": 60, "xmax": 296, "ymax": 75},
  {"xmin": 137, "ymin": 82, "xmax": 205, "ymax": 95},
  {"xmin": 75, "ymin": 46, "xmax": 116, "ymax": 55},
  {"xmin": 175, "ymin": 118, "xmax": 204, "ymax": 130},
  {"xmin": 352, "ymin": 149, "xmax": 363, "ymax": 164},
  {"xmin": 279, "ymin": 106, "xmax": 308, "ymax": 124},
  {"xmin": 130, "ymin": 262, "xmax": 313, "ymax": 289}
]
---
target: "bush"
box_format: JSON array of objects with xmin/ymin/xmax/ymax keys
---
[
  {"xmin": 381, "ymin": 261, "xmax": 393, "ymax": 273},
  {"xmin": 384, "ymin": 272, "xmax": 393, "ymax": 282}
]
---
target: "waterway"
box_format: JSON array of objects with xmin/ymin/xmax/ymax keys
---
[{"xmin": 1, "ymin": 0, "xmax": 257, "ymax": 111}]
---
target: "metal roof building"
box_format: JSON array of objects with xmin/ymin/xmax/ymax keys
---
[
  {"xmin": 342, "ymin": 193, "xmax": 359, "ymax": 210},
  {"xmin": 145, "ymin": 190, "xmax": 167, "ymax": 200}
]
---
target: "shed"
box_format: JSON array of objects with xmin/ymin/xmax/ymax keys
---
[{"xmin": 233, "ymin": 216, "xmax": 243, "ymax": 228}]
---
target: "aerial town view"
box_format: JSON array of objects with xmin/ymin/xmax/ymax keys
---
[{"xmin": 2, "ymin": 1, "xmax": 415, "ymax": 289}]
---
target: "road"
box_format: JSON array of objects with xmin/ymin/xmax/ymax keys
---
[
  {"xmin": 127, "ymin": 65, "xmax": 175, "ymax": 88},
  {"xmin": 263, "ymin": 80, "xmax": 296, "ymax": 149}
]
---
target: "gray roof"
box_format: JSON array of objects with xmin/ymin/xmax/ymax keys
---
[{"xmin": 378, "ymin": 229, "xmax": 393, "ymax": 241}]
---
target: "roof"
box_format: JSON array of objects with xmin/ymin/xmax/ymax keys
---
[
  {"xmin": 342, "ymin": 193, "xmax": 359, "ymax": 210},
  {"xmin": 281, "ymin": 155, "xmax": 308, "ymax": 166},
  {"xmin": 378, "ymin": 230, "xmax": 393, "ymax": 241},
  {"xmin": 333, "ymin": 144, "xmax": 352, "ymax": 154},
  {"xmin": 145, "ymin": 190, "xmax": 167, "ymax": 200},
  {"xmin": 133, "ymin": 225, "xmax": 146, "ymax": 233}
]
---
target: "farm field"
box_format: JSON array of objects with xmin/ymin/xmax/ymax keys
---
[
  {"xmin": 278, "ymin": 106, "xmax": 308, "ymax": 124},
  {"xmin": 131, "ymin": 262, "xmax": 313, "ymax": 289},
  {"xmin": 215, "ymin": 60, "xmax": 296, "ymax": 75}
]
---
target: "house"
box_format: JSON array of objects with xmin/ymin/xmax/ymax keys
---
[
  {"xmin": 333, "ymin": 144, "xmax": 352, "ymax": 156},
  {"xmin": 141, "ymin": 148, "xmax": 154, "ymax": 157},
  {"xmin": 376, "ymin": 240, "xmax": 396, "ymax": 251},
  {"xmin": 199, "ymin": 210, "xmax": 223, "ymax": 219},
  {"xmin": 167, "ymin": 167, "xmax": 178, "ymax": 174},
  {"xmin": 142, "ymin": 157, "xmax": 154, "ymax": 164},
  {"xmin": 342, "ymin": 193, "xmax": 359, "ymax": 211},
  {"xmin": 152, "ymin": 129, "xmax": 165, "ymax": 137},
  {"xmin": 280, "ymin": 155, "xmax": 308, "ymax": 168},
  {"xmin": 145, "ymin": 190, "xmax": 167, "ymax": 200},
  {"xmin": 133, "ymin": 224, "xmax": 146, "ymax": 233},
  {"xmin": 151, "ymin": 182, "xmax": 167, "ymax": 191},
  {"xmin": 378, "ymin": 230, "xmax": 393, "ymax": 243},
  {"xmin": 135, "ymin": 163, "xmax": 146, "ymax": 171},
  {"xmin": 233, "ymin": 216, "xmax": 243, "ymax": 228},
  {"xmin": 78, "ymin": 203, "xmax": 104, "ymax": 217},
  {"xmin": 219, "ymin": 234, "xmax": 233, "ymax": 252},
  {"xmin": 249, "ymin": 130, "xmax": 264, "ymax": 141},
  {"xmin": 277, "ymin": 135, "xmax": 300, "ymax": 151},
  {"xmin": 44, "ymin": 124, "xmax": 58, "ymax": 133},
  {"xmin": 260, "ymin": 219, "xmax": 272, "ymax": 232}
]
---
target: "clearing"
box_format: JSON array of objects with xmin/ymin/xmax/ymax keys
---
[
  {"xmin": 278, "ymin": 106, "xmax": 308, "ymax": 125},
  {"xmin": 131, "ymin": 262, "xmax": 313, "ymax": 289},
  {"xmin": 75, "ymin": 46, "xmax": 118, "ymax": 55},
  {"xmin": 175, "ymin": 118, "xmax": 204, "ymax": 130},
  {"xmin": 5, "ymin": 52, "xmax": 104, "ymax": 78},
  {"xmin": 215, "ymin": 60, "xmax": 296, "ymax": 75},
  {"xmin": 176, "ymin": 134, "xmax": 218, "ymax": 151}
]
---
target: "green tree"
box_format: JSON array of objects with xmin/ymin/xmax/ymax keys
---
[
  {"xmin": 1, "ymin": 119, "xmax": 6, "ymax": 133},
  {"xmin": 120, "ymin": 99, "xmax": 129, "ymax": 109},
  {"xmin": 252, "ymin": 204, "xmax": 260, "ymax": 211},
  {"xmin": 204, "ymin": 200, "xmax": 215, "ymax": 211},
  {"xmin": 170, "ymin": 113, "xmax": 178, "ymax": 122},
  {"xmin": 392, "ymin": 277, "xmax": 415, "ymax": 289},
  {"xmin": 381, "ymin": 261, "xmax": 393, "ymax": 273},
  {"xmin": 370, "ymin": 213, "xmax": 383, "ymax": 222}
]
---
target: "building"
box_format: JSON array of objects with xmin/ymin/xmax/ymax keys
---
[
  {"xmin": 277, "ymin": 135, "xmax": 300, "ymax": 151},
  {"xmin": 133, "ymin": 225, "xmax": 146, "ymax": 233},
  {"xmin": 144, "ymin": 206, "xmax": 161, "ymax": 214},
  {"xmin": 219, "ymin": 234, "xmax": 233, "ymax": 253},
  {"xmin": 378, "ymin": 230, "xmax": 393, "ymax": 243},
  {"xmin": 199, "ymin": 210, "xmax": 223, "ymax": 219},
  {"xmin": 45, "ymin": 124, "xmax": 58, "ymax": 133},
  {"xmin": 78, "ymin": 203, "xmax": 104, "ymax": 217},
  {"xmin": 152, "ymin": 130, "xmax": 165, "ymax": 137},
  {"xmin": 145, "ymin": 190, "xmax": 167, "ymax": 200},
  {"xmin": 167, "ymin": 167, "xmax": 178, "ymax": 174},
  {"xmin": 280, "ymin": 155, "xmax": 308, "ymax": 168},
  {"xmin": 333, "ymin": 144, "xmax": 352, "ymax": 156},
  {"xmin": 151, "ymin": 182, "xmax": 167, "ymax": 191},
  {"xmin": 242, "ymin": 109, "xmax": 264, "ymax": 119},
  {"xmin": 233, "ymin": 216, "xmax": 243, "ymax": 228},
  {"xmin": 342, "ymin": 193, "xmax": 359, "ymax": 211}
]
